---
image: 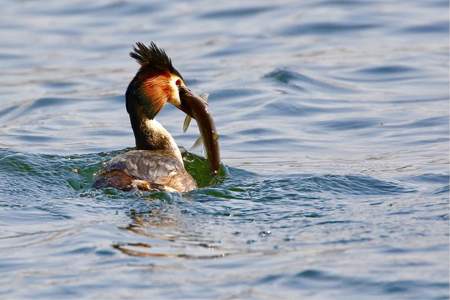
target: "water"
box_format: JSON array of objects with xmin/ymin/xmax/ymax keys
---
[{"xmin": 0, "ymin": 0, "xmax": 449, "ymax": 299}]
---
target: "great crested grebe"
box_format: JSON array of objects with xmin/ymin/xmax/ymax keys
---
[{"xmin": 94, "ymin": 42, "xmax": 220, "ymax": 192}]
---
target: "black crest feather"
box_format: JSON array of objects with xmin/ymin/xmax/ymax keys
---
[{"xmin": 130, "ymin": 42, "xmax": 175, "ymax": 73}]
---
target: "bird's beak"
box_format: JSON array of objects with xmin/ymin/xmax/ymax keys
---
[{"xmin": 177, "ymin": 86, "xmax": 220, "ymax": 175}]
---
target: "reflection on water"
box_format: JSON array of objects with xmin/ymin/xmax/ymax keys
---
[
  {"xmin": 0, "ymin": 0, "xmax": 448, "ymax": 299},
  {"xmin": 114, "ymin": 208, "xmax": 230, "ymax": 259}
]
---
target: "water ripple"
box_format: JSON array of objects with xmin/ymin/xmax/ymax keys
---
[
  {"xmin": 264, "ymin": 69, "xmax": 352, "ymax": 93},
  {"xmin": 280, "ymin": 22, "xmax": 378, "ymax": 36},
  {"xmin": 200, "ymin": 5, "xmax": 275, "ymax": 19},
  {"xmin": 402, "ymin": 21, "xmax": 449, "ymax": 34}
]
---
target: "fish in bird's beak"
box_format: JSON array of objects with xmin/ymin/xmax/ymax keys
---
[{"xmin": 176, "ymin": 86, "xmax": 220, "ymax": 175}]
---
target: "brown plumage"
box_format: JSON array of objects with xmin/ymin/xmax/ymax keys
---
[{"xmin": 94, "ymin": 150, "xmax": 196, "ymax": 192}]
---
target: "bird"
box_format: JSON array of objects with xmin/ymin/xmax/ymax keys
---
[{"xmin": 94, "ymin": 42, "xmax": 220, "ymax": 193}]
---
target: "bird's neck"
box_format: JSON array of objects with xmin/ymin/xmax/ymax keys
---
[{"xmin": 127, "ymin": 101, "xmax": 183, "ymax": 165}]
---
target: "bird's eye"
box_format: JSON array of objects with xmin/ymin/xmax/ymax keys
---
[{"xmin": 175, "ymin": 79, "xmax": 182, "ymax": 86}]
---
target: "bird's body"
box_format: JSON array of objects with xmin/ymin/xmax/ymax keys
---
[
  {"xmin": 95, "ymin": 120, "xmax": 196, "ymax": 192},
  {"xmin": 95, "ymin": 150, "xmax": 196, "ymax": 192},
  {"xmin": 94, "ymin": 42, "xmax": 220, "ymax": 193}
]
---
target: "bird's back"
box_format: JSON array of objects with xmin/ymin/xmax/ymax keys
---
[{"xmin": 94, "ymin": 150, "xmax": 196, "ymax": 192}]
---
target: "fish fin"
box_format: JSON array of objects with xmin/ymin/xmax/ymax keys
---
[
  {"xmin": 200, "ymin": 93, "xmax": 209, "ymax": 102},
  {"xmin": 182, "ymin": 115, "xmax": 191, "ymax": 132},
  {"xmin": 190, "ymin": 136, "xmax": 203, "ymax": 150}
]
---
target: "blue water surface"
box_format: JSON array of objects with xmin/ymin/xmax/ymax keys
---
[{"xmin": 0, "ymin": 0, "xmax": 449, "ymax": 299}]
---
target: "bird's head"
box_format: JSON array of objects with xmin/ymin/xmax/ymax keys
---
[{"xmin": 126, "ymin": 42, "xmax": 189, "ymax": 118}]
